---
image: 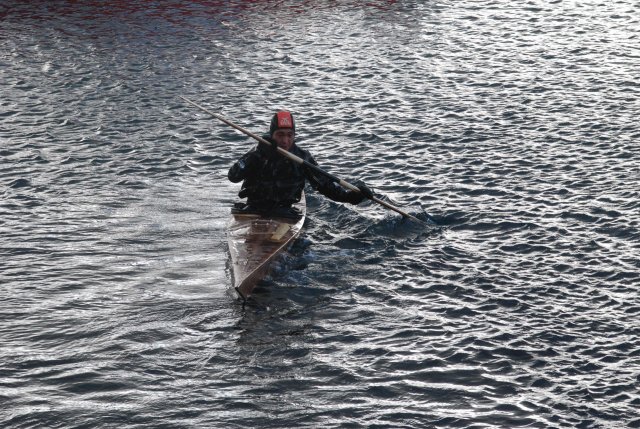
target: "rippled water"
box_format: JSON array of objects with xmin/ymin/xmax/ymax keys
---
[{"xmin": 2, "ymin": 1, "xmax": 639, "ymax": 428}]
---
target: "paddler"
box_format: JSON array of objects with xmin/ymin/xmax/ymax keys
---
[{"xmin": 228, "ymin": 111, "xmax": 373, "ymax": 215}]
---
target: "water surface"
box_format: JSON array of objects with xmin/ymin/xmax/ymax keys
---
[{"xmin": 2, "ymin": 1, "xmax": 639, "ymax": 427}]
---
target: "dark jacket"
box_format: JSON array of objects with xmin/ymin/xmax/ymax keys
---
[{"xmin": 228, "ymin": 141, "xmax": 363, "ymax": 210}]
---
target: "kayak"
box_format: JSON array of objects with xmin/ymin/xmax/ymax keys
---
[{"xmin": 227, "ymin": 192, "xmax": 306, "ymax": 301}]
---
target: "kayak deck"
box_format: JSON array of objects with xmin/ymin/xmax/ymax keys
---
[{"xmin": 227, "ymin": 193, "xmax": 306, "ymax": 301}]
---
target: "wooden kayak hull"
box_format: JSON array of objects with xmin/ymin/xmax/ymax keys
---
[{"xmin": 227, "ymin": 192, "xmax": 306, "ymax": 301}]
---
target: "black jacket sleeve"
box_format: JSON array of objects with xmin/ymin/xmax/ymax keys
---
[
  {"xmin": 303, "ymin": 157, "xmax": 365, "ymax": 205},
  {"xmin": 228, "ymin": 147, "xmax": 263, "ymax": 183}
]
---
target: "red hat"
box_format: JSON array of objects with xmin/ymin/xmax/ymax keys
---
[{"xmin": 269, "ymin": 111, "xmax": 295, "ymax": 136}]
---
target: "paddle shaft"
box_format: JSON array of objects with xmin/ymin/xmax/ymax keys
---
[{"xmin": 180, "ymin": 96, "xmax": 427, "ymax": 225}]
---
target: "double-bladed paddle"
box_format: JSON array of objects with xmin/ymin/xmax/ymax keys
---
[{"xmin": 180, "ymin": 96, "xmax": 429, "ymax": 226}]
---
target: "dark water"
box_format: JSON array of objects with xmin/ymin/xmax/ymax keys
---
[{"xmin": 2, "ymin": 1, "xmax": 639, "ymax": 427}]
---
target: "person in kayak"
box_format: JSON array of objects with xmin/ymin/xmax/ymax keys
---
[{"xmin": 228, "ymin": 110, "xmax": 374, "ymax": 215}]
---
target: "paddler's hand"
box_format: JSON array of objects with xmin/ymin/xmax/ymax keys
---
[
  {"xmin": 356, "ymin": 181, "xmax": 374, "ymax": 200},
  {"xmin": 345, "ymin": 180, "xmax": 374, "ymax": 205},
  {"xmin": 257, "ymin": 136, "xmax": 279, "ymax": 159}
]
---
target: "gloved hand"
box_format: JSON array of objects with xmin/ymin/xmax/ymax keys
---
[
  {"xmin": 345, "ymin": 180, "xmax": 374, "ymax": 205},
  {"xmin": 356, "ymin": 181, "xmax": 374, "ymax": 200},
  {"xmin": 257, "ymin": 136, "xmax": 279, "ymax": 158}
]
